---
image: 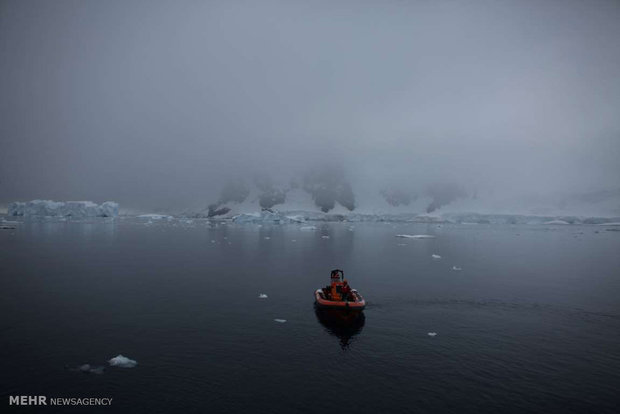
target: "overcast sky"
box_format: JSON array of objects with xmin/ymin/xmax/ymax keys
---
[{"xmin": 1, "ymin": 0, "xmax": 619, "ymax": 211}]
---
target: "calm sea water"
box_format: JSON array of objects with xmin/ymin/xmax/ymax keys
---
[{"xmin": 1, "ymin": 218, "xmax": 619, "ymax": 413}]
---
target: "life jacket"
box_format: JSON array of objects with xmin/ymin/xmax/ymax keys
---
[{"xmin": 331, "ymin": 281, "xmax": 343, "ymax": 300}]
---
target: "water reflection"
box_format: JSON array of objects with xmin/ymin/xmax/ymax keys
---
[{"xmin": 314, "ymin": 307, "xmax": 365, "ymax": 350}]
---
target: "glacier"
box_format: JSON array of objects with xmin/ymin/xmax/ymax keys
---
[{"xmin": 8, "ymin": 200, "xmax": 118, "ymax": 218}]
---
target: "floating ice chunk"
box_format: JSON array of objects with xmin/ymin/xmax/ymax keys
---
[
  {"xmin": 395, "ymin": 234, "xmax": 435, "ymax": 239},
  {"xmin": 138, "ymin": 214, "xmax": 173, "ymax": 220},
  {"xmin": 108, "ymin": 355, "xmax": 137, "ymax": 368},
  {"xmin": 452, "ymin": 266, "xmax": 462, "ymax": 271},
  {"xmin": 78, "ymin": 364, "xmax": 104, "ymax": 374},
  {"xmin": 544, "ymin": 220, "xmax": 570, "ymax": 225},
  {"xmin": 291, "ymin": 239, "xmax": 296, "ymax": 242},
  {"xmin": 321, "ymin": 235, "xmax": 330, "ymax": 239},
  {"xmin": 274, "ymin": 319, "xmax": 287, "ymax": 323},
  {"xmin": 397, "ymin": 243, "xmax": 407, "ymax": 246},
  {"xmin": 264, "ymin": 236, "xmax": 271, "ymax": 240},
  {"xmin": 427, "ymin": 332, "xmax": 437, "ymax": 337},
  {"xmin": 432, "ymin": 254, "xmax": 442, "ymax": 259},
  {"xmin": 258, "ymin": 293, "xmax": 268, "ymax": 299},
  {"xmin": 599, "ymin": 222, "xmax": 620, "ymax": 226},
  {"xmin": 0, "ymin": 225, "xmax": 16, "ymax": 230},
  {"xmin": 89, "ymin": 366, "xmax": 105, "ymax": 374},
  {"xmin": 300, "ymin": 225, "xmax": 317, "ymax": 231}
]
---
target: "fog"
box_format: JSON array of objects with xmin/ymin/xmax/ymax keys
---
[{"xmin": 1, "ymin": 0, "xmax": 619, "ymax": 214}]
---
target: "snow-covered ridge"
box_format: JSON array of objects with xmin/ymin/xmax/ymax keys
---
[{"xmin": 8, "ymin": 200, "xmax": 118, "ymax": 218}]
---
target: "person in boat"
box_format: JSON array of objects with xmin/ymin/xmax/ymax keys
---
[
  {"xmin": 330, "ymin": 270, "xmax": 343, "ymax": 301},
  {"xmin": 341, "ymin": 280, "xmax": 351, "ymax": 301}
]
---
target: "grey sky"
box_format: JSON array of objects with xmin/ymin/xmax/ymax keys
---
[{"xmin": 1, "ymin": 0, "xmax": 619, "ymax": 211}]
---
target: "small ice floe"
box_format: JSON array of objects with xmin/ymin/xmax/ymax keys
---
[
  {"xmin": 452, "ymin": 266, "xmax": 462, "ymax": 271},
  {"xmin": 432, "ymin": 254, "xmax": 442, "ymax": 259},
  {"xmin": 543, "ymin": 220, "xmax": 570, "ymax": 225},
  {"xmin": 258, "ymin": 293, "xmax": 268, "ymax": 299},
  {"xmin": 274, "ymin": 319, "xmax": 287, "ymax": 323},
  {"xmin": 321, "ymin": 235, "xmax": 330, "ymax": 239},
  {"xmin": 264, "ymin": 236, "xmax": 270, "ymax": 240},
  {"xmin": 397, "ymin": 243, "xmax": 407, "ymax": 246},
  {"xmin": 138, "ymin": 214, "xmax": 173, "ymax": 220},
  {"xmin": 395, "ymin": 234, "xmax": 435, "ymax": 239},
  {"xmin": 600, "ymin": 222, "xmax": 620, "ymax": 226},
  {"xmin": 76, "ymin": 364, "xmax": 104, "ymax": 374},
  {"xmin": 291, "ymin": 239, "xmax": 297, "ymax": 242},
  {"xmin": 300, "ymin": 226, "xmax": 317, "ymax": 231},
  {"xmin": 211, "ymin": 240, "xmax": 215, "ymax": 243},
  {"xmin": 108, "ymin": 355, "xmax": 137, "ymax": 368},
  {"xmin": 427, "ymin": 332, "xmax": 437, "ymax": 337}
]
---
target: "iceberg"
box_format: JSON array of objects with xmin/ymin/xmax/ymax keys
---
[
  {"xmin": 8, "ymin": 200, "xmax": 118, "ymax": 218},
  {"xmin": 108, "ymin": 354, "xmax": 137, "ymax": 368}
]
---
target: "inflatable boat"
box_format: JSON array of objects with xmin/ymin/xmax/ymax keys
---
[{"xmin": 315, "ymin": 288, "xmax": 366, "ymax": 310}]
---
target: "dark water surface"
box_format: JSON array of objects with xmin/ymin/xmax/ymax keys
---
[{"xmin": 1, "ymin": 219, "xmax": 619, "ymax": 413}]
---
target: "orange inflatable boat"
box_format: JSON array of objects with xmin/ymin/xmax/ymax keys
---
[{"xmin": 314, "ymin": 269, "xmax": 366, "ymax": 311}]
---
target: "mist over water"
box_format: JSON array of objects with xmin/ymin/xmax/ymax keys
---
[{"xmin": 1, "ymin": 0, "xmax": 619, "ymax": 214}]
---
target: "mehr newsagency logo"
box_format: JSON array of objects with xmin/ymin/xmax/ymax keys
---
[{"xmin": 9, "ymin": 396, "xmax": 113, "ymax": 406}]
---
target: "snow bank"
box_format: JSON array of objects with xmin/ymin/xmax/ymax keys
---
[
  {"xmin": 8, "ymin": 200, "xmax": 118, "ymax": 218},
  {"xmin": 108, "ymin": 355, "xmax": 137, "ymax": 368}
]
